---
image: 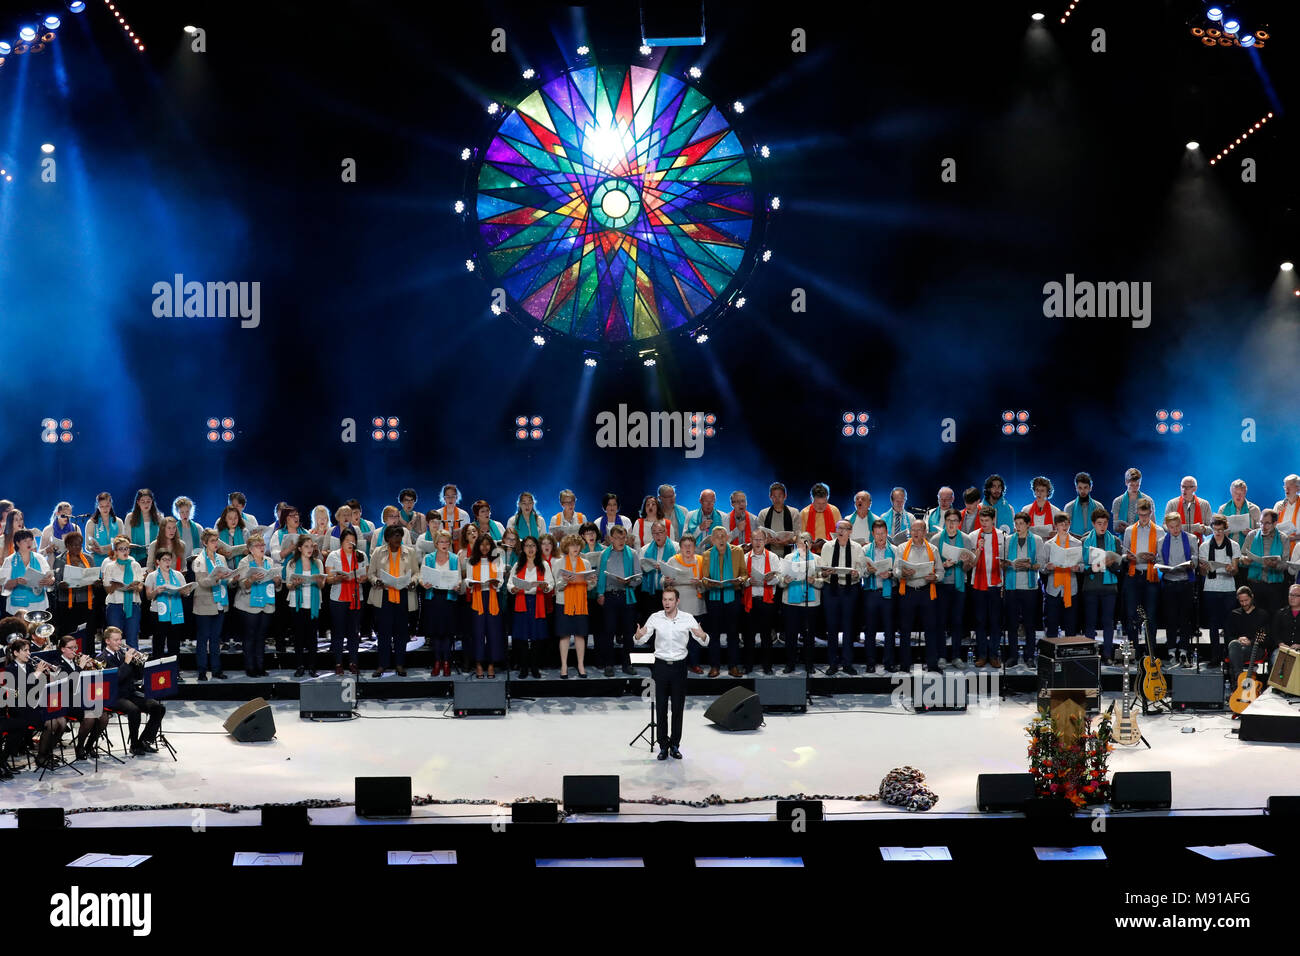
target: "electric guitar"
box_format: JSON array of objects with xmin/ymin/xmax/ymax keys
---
[
  {"xmin": 1137, "ymin": 605, "xmax": 1168, "ymax": 702},
  {"xmin": 1111, "ymin": 641, "xmax": 1142, "ymax": 745},
  {"xmin": 1228, "ymin": 629, "xmax": 1268, "ymax": 715}
]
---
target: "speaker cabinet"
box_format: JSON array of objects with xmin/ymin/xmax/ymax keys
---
[
  {"xmin": 261, "ymin": 805, "xmax": 310, "ymax": 827},
  {"xmin": 703, "ymin": 687, "xmax": 763, "ymax": 730},
  {"xmin": 511, "ymin": 801, "xmax": 559, "ymax": 823},
  {"xmin": 976, "ymin": 773, "xmax": 1035, "ymax": 812},
  {"xmin": 223, "ymin": 698, "xmax": 276, "ymax": 742},
  {"xmin": 1170, "ymin": 671, "xmax": 1226, "ymax": 710},
  {"xmin": 454, "ymin": 678, "xmax": 508, "ymax": 716},
  {"xmin": 1111, "ymin": 771, "xmax": 1171, "ymax": 810},
  {"xmin": 300, "ymin": 677, "xmax": 355, "ymax": 718},
  {"xmin": 754, "ymin": 674, "xmax": 807, "ymax": 713},
  {"xmin": 563, "ymin": 775, "xmax": 619, "ymax": 814},
  {"xmin": 355, "ymin": 776, "xmax": 412, "ymax": 818},
  {"xmin": 16, "ymin": 808, "xmax": 65, "ymax": 830},
  {"xmin": 1267, "ymin": 796, "xmax": 1300, "ymax": 816}
]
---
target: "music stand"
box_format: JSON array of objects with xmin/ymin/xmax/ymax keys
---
[
  {"xmin": 143, "ymin": 656, "xmax": 180, "ymax": 761},
  {"xmin": 628, "ymin": 651, "xmax": 657, "ymax": 751}
]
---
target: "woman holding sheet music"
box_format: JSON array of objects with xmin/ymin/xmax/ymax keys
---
[
  {"xmin": 216, "ymin": 505, "xmax": 248, "ymax": 563},
  {"xmin": 325, "ymin": 527, "xmax": 367, "ymax": 675},
  {"xmin": 508, "ymin": 536, "xmax": 554, "ymax": 679},
  {"xmin": 102, "ymin": 535, "xmax": 145, "ymax": 650},
  {"xmin": 192, "ymin": 528, "xmax": 231, "ymax": 680},
  {"xmin": 54, "ymin": 530, "xmax": 97, "ymax": 651},
  {"xmin": 145, "ymin": 548, "xmax": 193, "ymax": 660},
  {"xmin": 234, "ymin": 533, "xmax": 279, "ymax": 677},
  {"xmin": 549, "ymin": 490, "xmax": 585, "ymax": 539},
  {"xmin": 285, "ymin": 535, "xmax": 325, "ymax": 677},
  {"xmin": 419, "ymin": 530, "xmax": 461, "ymax": 677},
  {"xmin": 555, "ymin": 533, "xmax": 592, "ymax": 678},
  {"xmin": 368, "ymin": 524, "xmax": 417, "ymax": 677},
  {"xmin": 466, "ymin": 533, "xmax": 505, "ymax": 678}
]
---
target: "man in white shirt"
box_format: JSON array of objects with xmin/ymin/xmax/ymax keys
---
[
  {"xmin": 968, "ymin": 506, "xmax": 1007, "ymax": 667},
  {"xmin": 1218, "ymin": 478, "xmax": 1260, "ymax": 588},
  {"xmin": 816, "ymin": 520, "xmax": 863, "ymax": 675},
  {"xmin": 930, "ymin": 510, "xmax": 973, "ymax": 666},
  {"xmin": 634, "ymin": 585, "xmax": 709, "ymax": 760},
  {"xmin": 724, "ymin": 490, "xmax": 756, "ymax": 548},
  {"xmin": 926, "ymin": 487, "xmax": 955, "ymax": 535},
  {"xmin": 848, "ymin": 491, "xmax": 877, "ymax": 543},
  {"xmin": 1198, "ymin": 514, "xmax": 1239, "ymax": 668}
]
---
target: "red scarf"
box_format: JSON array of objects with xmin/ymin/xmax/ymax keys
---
[
  {"xmin": 742, "ymin": 550, "xmax": 774, "ymax": 611},
  {"xmin": 339, "ymin": 549, "xmax": 360, "ymax": 609},
  {"xmin": 802, "ymin": 505, "xmax": 836, "ymax": 542},
  {"xmin": 1178, "ymin": 497, "xmax": 1203, "ymax": 541},
  {"xmin": 729, "ymin": 510, "xmax": 752, "ymax": 545},
  {"xmin": 972, "ymin": 530, "xmax": 1002, "ymax": 589},
  {"xmin": 513, "ymin": 567, "xmax": 548, "ymax": 617},
  {"xmin": 1028, "ymin": 499, "xmax": 1053, "ymax": 526}
]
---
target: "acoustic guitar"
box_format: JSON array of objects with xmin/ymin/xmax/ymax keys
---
[
  {"xmin": 1228, "ymin": 629, "xmax": 1268, "ymax": 716},
  {"xmin": 1136, "ymin": 605, "xmax": 1167, "ymax": 703},
  {"xmin": 1110, "ymin": 641, "xmax": 1142, "ymax": 745}
]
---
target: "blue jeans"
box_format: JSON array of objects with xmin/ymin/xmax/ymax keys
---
[
  {"xmin": 106, "ymin": 602, "xmax": 142, "ymax": 650},
  {"xmin": 195, "ymin": 613, "xmax": 225, "ymax": 674}
]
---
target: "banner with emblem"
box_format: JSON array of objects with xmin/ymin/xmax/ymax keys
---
[{"xmin": 143, "ymin": 655, "xmax": 179, "ymax": 700}]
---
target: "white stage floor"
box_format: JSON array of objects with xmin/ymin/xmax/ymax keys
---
[{"xmin": 3, "ymin": 691, "xmax": 1295, "ymax": 827}]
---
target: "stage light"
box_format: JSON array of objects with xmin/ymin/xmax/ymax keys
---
[
  {"xmin": 1017, "ymin": 410, "xmax": 1029, "ymax": 422},
  {"xmin": 576, "ymin": 45, "xmax": 589, "ymax": 55},
  {"xmin": 643, "ymin": 357, "xmax": 656, "ymax": 367},
  {"xmin": 465, "ymin": 259, "xmax": 475, "ymax": 272},
  {"xmin": 19, "ymin": 27, "xmax": 35, "ymax": 42},
  {"xmin": 532, "ymin": 334, "xmax": 546, "ymax": 347},
  {"xmin": 104, "ymin": 0, "xmax": 145, "ymax": 51},
  {"xmin": 762, "ymin": 249, "xmax": 772, "ymax": 262},
  {"xmin": 1210, "ymin": 113, "xmax": 1271, "ymax": 166},
  {"xmin": 732, "ymin": 100, "xmax": 745, "ymax": 114},
  {"xmin": 1207, "ymin": 6, "xmax": 1223, "ymax": 20},
  {"xmin": 734, "ymin": 296, "xmax": 746, "ymax": 309},
  {"xmin": 461, "ymin": 148, "xmax": 472, "ymax": 161},
  {"xmin": 639, "ymin": 44, "xmax": 651, "ymax": 55},
  {"xmin": 1223, "ymin": 18, "xmax": 1240, "ymax": 34},
  {"xmin": 0, "ymin": 42, "xmax": 10, "ymax": 55},
  {"xmin": 584, "ymin": 356, "xmax": 598, "ymax": 367},
  {"xmin": 688, "ymin": 66, "xmax": 701, "ymax": 78},
  {"xmin": 453, "ymin": 200, "xmax": 465, "ymax": 214},
  {"xmin": 1282, "ymin": 262, "xmax": 1294, "ymax": 272},
  {"xmin": 69, "ymin": 1, "xmax": 87, "ymax": 11},
  {"xmin": 44, "ymin": 16, "xmax": 61, "ymax": 30},
  {"xmin": 695, "ymin": 332, "xmax": 709, "ymax": 344},
  {"xmin": 770, "ymin": 196, "xmax": 780, "ymax": 210},
  {"xmin": 522, "ymin": 68, "xmax": 535, "ymax": 79},
  {"xmin": 1186, "ymin": 141, "xmax": 1199, "ymax": 150},
  {"xmin": 490, "ymin": 302, "xmax": 502, "ymax": 315},
  {"xmin": 184, "ymin": 24, "xmax": 197, "ymax": 35},
  {"xmin": 207, "ymin": 430, "xmax": 219, "ymax": 442},
  {"xmin": 40, "ymin": 144, "xmax": 54, "ymax": 154},
  {"xmin": 841, "ymin": 412, "xmax": 870, "ymax": 438},
  {"xmin": 1257, "ymin": 30, "xmax": 1269, "ymax": 39},
  {"xmin": 514, "ymin": 415, "xmax": 544, "ymax": 440},
  {"xmin": 486, "ymin": 102, "xmax": 499, "ymax": 115},
  {"xmin": 372, "ymin": 416, "xmax": 400, "ymax": 441},
  {"xmin": 1239, "ymin": 33, "xmax": 1255, "ymax": 46},
  {"xmin": 759, "ymin": 145, "xmax": 770, "ymax": 158},
  {"xmin": 1031, "ymin": 12, "xmax": 1044, "ymax": 20}
]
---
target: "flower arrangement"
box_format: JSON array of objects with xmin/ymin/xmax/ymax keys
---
[{"xmin": 1025, "ymin": 710, "xmax": 1113, "ymax": 809}]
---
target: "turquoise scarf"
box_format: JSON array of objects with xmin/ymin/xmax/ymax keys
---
[
  {"xmin": 865, "ymin": 542, "xmax": 895, "ymax": 597},
  {"xmin": 1069, "ymin": 497, "xmax": 1095, "ymax": 536},
  {"xmin": 940, "ymin": 532, "xmax": 967, "ymax": 592},
  {"xmin": 513, "ymin": 512, "xmax": 542, "ymax": 540},
  {"xmin": 423, "ymin": 552, "xmax": 458, "ymax": 601},
  {"xmin": 206, "ymin": 553, "xmax": 228, "ymax": 608},
  {"xmin": 247, "ymin": 557, "xmax": 274, "ymax": 608},
  {"xmin": 1004, "ymin": 534, "xmax": 1038, "ymax": 591},
  {"xmin": 154, "ymin": 566, "xmax": 184, "ymax": 623},
  {"xmin": 1248, "ymin": 531, "xmax": 1285, "ymax": 583},
  {"xmin": 116, "ymin": 558, "xmax": 135, "ymax": 618},
  {"xmin": 93, "ymin": 516, "xmax": 117, "ymax": 550},
  {"xmin": 600, "ymin": 546, "xmax": 636, "ymax": 598},
  {"xmin": 640, "ymin": 539, "xmax": 678, "ymax": 593},
  {"xmin": 1221, "ymin": 499, "xmax": 1252, "ymax": 548},
  {"xmin": 785, "ymin": 552, "xmax": 815, "ymax": 604},
  {"xmin": 707, "ymin": 545, "xmax": 736, "ymax": 603},
  {"xmin": 129, "ymin": 517, "xmax": 153, "ymax": 562},
  {"xmin": 1081, "ymin": 529, "xmax": 1118, "ymax": 586},
  {"xmin": 292, "ymin": 556, "xmax": 320, "ymax": 619},
  {"xmin": 7, "ymin": 552, "xmax": 44, "ymax": 609}
]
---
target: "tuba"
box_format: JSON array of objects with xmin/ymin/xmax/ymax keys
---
[{"xmin": 25, "ymin": 610, "xmax": 54, "ymax": 649}]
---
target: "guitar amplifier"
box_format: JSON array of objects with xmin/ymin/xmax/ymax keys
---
[
  {"xmin": 1037, "ymin": 636, "xmax": 1098, "ymax": 660},
  {"xmin": 1268, "ymin": 646, "xmax": 1300, "ymax": 696},
  {"xmin": 1037, "ymin": 654, "xmax": 1100, "ymax": 689}
]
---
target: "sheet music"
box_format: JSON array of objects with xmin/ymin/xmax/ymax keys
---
[
  {"xmin": 748, "ymin": 565, "xmax": 781, "ymax": 586},
  {"xmin": 62, "ymin": 564, "xmax": 102, "ymax": 587},
  {"xmin": 1224, "ymin": 513, "xmax": 1251, "ymax": 533},
  {"xmin": 1048, "ymin": 544, "xmax": 1082, "ymax": 568},
  {"xmin": 900, "ymin": 559, "xmax": 934, "ymax": 579},
  {"xmin": 286, "ymin": 574, "xmax": 325, "ymax": 588},
  {"xmin": 604, "ymin": 572, "xmax": 642, "ymax": 587},
  {"xmin": 375, "ymin": 569, "xmax": 411, "ymax": 589},
  {"xmin": 940, "ymin": 544, "xmax": 972, "ymax": 564},
  {"xmin": 660, "ymin": 563, "xmax": 696, "ymax": 584},
  {"xmin": 420, "ymin": 566, "xmax": 461, "ymax": 589},
  {"xmin": 870, "ymin": 558, "xmax": 895, "ymax": 576},
  {"xmin": 1030, "ymin": 525, "xmax": 1055, "ymax": 539},
  {"xmin": 1088, "ymin": 550, "xmax": 1120, "ymax": 573},
  {"xmin": 558, "ymin": 567, "xmax": 599, "ymax": 583},
  {"xmin": 1154, "ymin": 560, "xmax": 1195, "ymax": 574}
]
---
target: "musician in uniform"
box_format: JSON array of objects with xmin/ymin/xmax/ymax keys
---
[
  {"xmin": 55, "ymin": 634, "xmax": 110, "ymax": 760},
  {"xmin": 97, "ymin": 625, "xmax": 165, "ymax": 756},
  {"xmin": 4, "ymin": 635, "xmax": 67, "ymax": 769}
]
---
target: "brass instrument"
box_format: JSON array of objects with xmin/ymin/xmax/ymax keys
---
[{"xmin": 78, "ymin": 654, "xmax": 107, "ymax": 671}]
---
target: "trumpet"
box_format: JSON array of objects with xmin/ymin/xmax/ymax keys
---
[
  {"xmin": 124, "ymin": 647, "xmax": 149, "ymax": 663},
  {"xmin": 79, "ymin": 654, "xmax": 107, "ymax": 670}
]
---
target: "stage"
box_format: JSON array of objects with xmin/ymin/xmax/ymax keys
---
[{"xmin": 6, "ymin": 686, "xmax": 1295, "ymax": 827}]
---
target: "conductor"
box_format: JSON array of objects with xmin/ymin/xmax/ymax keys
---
[{"xmin": 633, "ymin": 584, "xmax": 709, "ymax": 760}]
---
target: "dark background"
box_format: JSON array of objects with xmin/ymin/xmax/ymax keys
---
[{"xmin": 1, "ymin": 0, "xmax": 1295, "ymax": 527}]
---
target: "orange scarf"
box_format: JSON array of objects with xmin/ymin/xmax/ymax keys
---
[
  {"xmin": 66, "ymin": 551, "xmax": 92, "ymax": 609},
  {"xmin": 1127, "ymin": 524, "xmax": 1158, "ymax": 582},
  {"xmin": 441, "ymin": 505, "xmax": 463, "ymax": 533},
  {"xmin": 1052, "ymin": 533, "xmax": 1074, "ymax": 607},
  {"xmin": 742, "ymin": 550, "xmax": 774, "ymax": 611},
  {"xmin": 1279, "ymin": 498, "xmax": 1300, "ymax": 557},
  {"xmin": 386, "ymin": 548, "xmax": 402, "ymax": 603},
  {"xmin": 562, "ymin": 554, "xmax": 587, "ymax": 615},
  {"xmin": 470, "ymin": 559, "xmax": 499, "ymax": 615},
  {"xmin": 513, "ymin": 567, "xmax": 548, "ymax": 617},
  {"xmin": 899, "ymin": 539, "xmax": 936, "ymax": 599},
  {"xmin": 802, "ymin": 505, "xmax": 836, "ymax": 542}
]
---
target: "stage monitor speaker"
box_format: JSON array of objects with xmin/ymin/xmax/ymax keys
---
[
  {"xmin": 1111, "ymin": 771, "xmax": 1171, "ymax": 810},
  {"xmin": 777, "ymin": 799, "xmax": 823, "ymax": 823},
  {"xmin": 1170, "ymin": 671, "xmax": 1226, "ymax": 710},
  {"xmin": 753, "ymin": 674, "xmax": 807, "ymax": 713},
  {"xmin": 300, "ymin": 677, "xmax": 355, "ymax": 719},
  {"xmin": 976, "ymin": 773, "xmax": 1035, "ymax": 812},
  {"xmin": 16, "ymin": 808, "xmax": 65, "ymax": 830},
  {"xmin": 454, "ymin": 678, "xmax": 508, "ymax": 716},
  {"xmin": 261, "ymin": 804, "xmax": 310, "ymax": 827},
  {"xmin": 704, "ymin": 686, "xmax": 763, "ymax": 730},
  {"xmin": 511, "ymin": 801, "xmax": 559, "ymax": 823},
  {"xmin": 223, "ymin": 698, "xmax": 276, "ymax": 742},
  {"xmin": 909, "ymin": 671, "xmax": 968, "ymax": 712},
  {"xmin": 1266, "ymin": 796, "xmax": 1300, "ymax": 817},
  {"xmin": 563, "ymin": 775, "xmax": 620, "ymax": 814},
  {"xmin": 1037, "ymin": 655, "xmax": 1100, "ymax": 689},
  {"xmin": 355, "ymin": 776, "xmax": 412, "ymax": 818}
]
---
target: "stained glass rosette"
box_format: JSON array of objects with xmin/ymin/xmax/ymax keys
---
[{"xmin": 473, "ymin": 65, "xmax": 759, "ymax": 347}]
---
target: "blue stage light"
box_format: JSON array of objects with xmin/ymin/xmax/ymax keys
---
[
  {"xmin": 19, "ymin": 27, "xmax": 36, "ymax": 42},
  {"xmin": 0, "ymin": 42, "xmax": 10, "ymax": 55},
  {"xmin": 68, "ymin": 0, "xmax": 86, "ymax": 11},
  {"xmin": 1206, "ymin": 6, "xmax": 1223, "ymax": 20},
  {"xmin": 1223, "ymin": 18, "xmax": 1240, "ymax": 34},
  {"xmin": 1239, "ymin": 33, "xmax": 1255, "ymax": 46},
  {"xmin": 44, "ymin": 15, "xmax": 61, "ymax": 30}
]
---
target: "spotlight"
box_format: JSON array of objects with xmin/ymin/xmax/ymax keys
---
[
  {"xmin": 465, "ymin": 259, "xmax": 475, "ymax": 272},
  {"xmin": 639, "ymin": 44, "xmax": 651, "ymax": 55},
  {"xmin": 770, "ymin": 196, "xmax": 780, "ymax": 210},
  {"xmin": 44, "ymin": 15, "xmax": 61, "ymax": 30},
  {"xmin": 514, "ymin": 415, "xmax": 544, "ymax": 440},
  {"xmin": 1155, "ymin": 409, "xmax": 1185, "ymax": 435},
  {"xmin": 1207, "ymin": 6, "xmax": 1223, "ymax": 20},
  {"xmin": 1223, "ymin": 18, "xmax": 1240, "ymax": 34},
  {"xmin": 69, "ymin": 1, "xmax": 86, "ymax": 11},
  {"xmin": 0, "ymin": 42, "xmax": 9, "ymax": 55},
  {"xmin": 1186, "ymin": 141, "xmax": 1199, "ymax": 150},
  {"xmin": 732, "ymin": 100, "xmax": 745, "ymax": 114},
  {"xmin": 490, "ymin": 302, "xmax": 502, "ymax": 315},
  {"xmin": 761, "ymin": 250, "xmax": 772, "ymax": 263},
  {"xmin": 372, "ymin": 416, "xmax": 400, "ymax": 441},
  {"xmin": 841, "ymin": 412, "xmax": 870, "ymax": 438},
  {"xmin": 453, "ymin": 200, "xmax": 465, "ymax": 214},
  {"xmin": 461, "ymin": 148, "xmax": 472, "ymax": 161},
  {"xmin": 1239, "ymin": 33, "xmax": 1255, "ymax": 46},
  {"xmin": 19, "ymin": 27, "xmax": 35, "ymax": 42},
  {"xmin": 1031, "ymin": 12, "xmax": 1045, "ymax": 20},
  {"xmin": 759, "ymin": 145, "xmax": 770, "ymax": 158},
  {"xmin": 584, "ymin": 356, "xmax": 598, "ymax": 367},
  {"xmin": 688, "ymin": 66, "xmax": 701, "ymax": 78},
  {"xmin": 734, "ymin": 296, "xmax": 746, "ymax": 309},
  {"xmin": 40, "ymin": 144, "xmax": 54, "ymax": 154},
  {"xmin": 1017, "ymin": 410, "xmax": 1030, "ymax": 422},
  {"xmin": 643, "ymin": 357, "xmax": 656, "ymax": 367},
  {"xmin": 576, "ymin": 45, "xmax": 589, "ymax": 55},
  {"xmin": 532, "ymin": 334, "xmax": 546, "ymax": 347},
  {"xmin": 486, "ymin": 102, "xmax": 499, "ymax": 115},
  {"xmin": 522, "ymin": 68, "xmax": 535, "ymax": 79},
  {"xmin": 183, "ymin": 24, "xmax": 197, "ymax": 35},
  {"xmin": 695, "ymin": 332, "xmax": 709, "ymax": 344},
  {"xmin": 1282, "ymin": 262, "xmax": 1294, "ymax": 272}
]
